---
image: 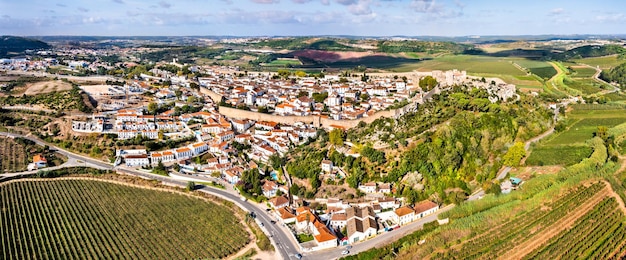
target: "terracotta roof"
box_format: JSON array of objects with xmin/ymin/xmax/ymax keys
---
[
  {"xmin": 414, "ymin": 200, "xmax": 438, "ymax": 215},
  {"xmin": 277, "ymin": 207, "xmax": 296, "ymax": 220},
  {"xmin": 296, "ymin": 206, "xmax": 311, "ymax": 215},
  {"xmin": 33, "ymin": 154, "xmax": 47, "ymax": 163},
  {"xmin": 395, "ymin": 206, "xmax": 414, "ymax": 217},
  {"xmin": 331, "ymin": 213, "xmax": 347, "ymax": 221},
  {"xmin": 269, "ymin": 195, "xmax": 289, "ymax": 207}
]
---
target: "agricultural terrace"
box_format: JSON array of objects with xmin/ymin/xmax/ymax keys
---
[
  {"xmin": 527, "ymin": 105, "xmax": 626, "ymax": 166},
  {"xmin": 0, "ymin": 179, "xmax": 250, "ymax": 260},
  {"xmin": 432, "ymin": 182, "xmax": 618, "ymax": 259}
]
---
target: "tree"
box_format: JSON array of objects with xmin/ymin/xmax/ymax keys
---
[
  {"xmin": 295, "ymin": 70, "xmax": 307, "ymax": 77},
  {"xmin": 290, "ymin": 183, "xmax": 301, "ymax": 196},
  {"xmin": 269, "ymin": 154, "xmax": 285, "ymax": 170},
  {"xmin": 310, "ymin": 175, "xmax": 321, "ymax": 191},
  {"xmin": 594, "ymin": 126, "xmax": 609, "ymax": 142},
  {"xmin": 503, "ymin": 141, "xmax": 526, "ymax": 167},
  {"xmin": 147, "ymin": 102, "xmax": 158, "ymax": 116},
  {"xmin": 329, "ymin": 128, "xmax": 345, "ymax": 146},
  {"xmin": 419, "ymin": 76, "xmax": 438, "ymax": 91},
  {"xmin": 186, "ymin": 181, "xmax": 196, "ymax": 191}
]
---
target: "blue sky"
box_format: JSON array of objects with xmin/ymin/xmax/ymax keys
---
[{"xmin": 1, "ymin": 0, "xmax": 625, "ymax": 36}]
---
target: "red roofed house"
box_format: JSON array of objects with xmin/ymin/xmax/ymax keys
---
[
  {"xmin": 413, "ymin": 200, "xmax": 439, "ymax": 219},
  {"xmin": 269, "ymin": 195, "xmax": 290, "ymax": 209},
  {"xmin": 394, "ymin": 206, "xmax": 415, "ymax": 225},
  {"xmin": 33, "ymin": 154, "xmax": 47, "ymax": 168}
]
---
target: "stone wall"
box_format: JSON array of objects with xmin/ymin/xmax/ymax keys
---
[
  {"xmin": 200, "ymin": 87, "xmax": 224, "ymax": 103},
  {"xmin": 218, "ymin": 106, "xmax": 401, "ymax": 129}
]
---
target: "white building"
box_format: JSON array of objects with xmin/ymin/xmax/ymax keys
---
[{"xmin": 124, "ymin": 154, "xmax": 150, "ymax": 167}]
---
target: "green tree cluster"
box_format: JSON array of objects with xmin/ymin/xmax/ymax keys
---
[
  {"xmin": 419, "ymin": 76, "xmax": 438, "ymax": 91},
  {"xmin": 503, "ymin": 141, "xmax": 526, "ymax": 167}
]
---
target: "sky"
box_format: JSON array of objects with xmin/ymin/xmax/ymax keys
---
[{"xmin": 1, "ymin": 0, "xmax": 625, "ymax": 36}]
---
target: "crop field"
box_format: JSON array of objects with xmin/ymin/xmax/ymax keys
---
[
  {"xmin": 265, "ymin": 58, "xmax": 302, "ymax": 66},
  {"xmin": 526, "ymin": 145, "xmax": 592, "ymax": 166},
  {"xmin": 605, "ymin": 92, "xmax": 626, "ymax": 102},
  {"xmin": 410, "ymin": 55, "xmax": 527, "ymax": 75},
  {"xmin": 435, "ymin": 182, "xmax": 611, "ymax": 259},
  {"xmin": 571, "ymin": 67, "xmax": 598, "ymax": 78},
  {"xmin": 564, "ymin": 78, "xmax": 604, "ymax": 95},
  {"xmin": 523, "ymin": 197, "xmax": 626, "ymax": 259},
  {"xmin": 0, "ymin": 137, "xmax": 30, "ymax": 172},
  {"xmin": 544, "ymin": 117, "xmax": 626, "ymax": 146},
  {"xmin": 0, "ymin": 179, "xmax": 250, "ymax": 260},
  {"xmin": 573, "ymin": 55, "xmax": 624, "ymax": 70},
  {"xmin": 529, "ymin": 66, "xmax": 557, "ymax": 79}
]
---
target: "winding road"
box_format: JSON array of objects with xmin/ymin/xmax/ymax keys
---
[{"xmin": 0, "ymin": 130, "xmax": 458, "ymax": 259}]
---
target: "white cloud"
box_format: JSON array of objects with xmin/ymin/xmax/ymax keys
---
[
  {"xmin": 595, "ymin": 12, "xmax": 625, "ymax": 22},
  {"xmin": 411, "ymin": 0, "xmax": 438, "ymax": 13},
  {"xmin": 348, "ymin": 0, "xmax": 372, "ymax": 15},
  {"xmin": 550, "ymin": 8, "xmax": 564, "ymax": 15}
]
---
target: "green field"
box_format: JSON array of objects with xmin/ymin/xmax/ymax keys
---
[
  {"xmin": 526, "ymin": 145, "xmax": 592, "ymax": 166},
  {"xmin": 0, "ymin": 179, "xmax": 250, "ymax": 259},
  {"xmin": 265, "ymin": 59, "xmax": 302, "ymax": 66},
  {"xmin": 605, "ymin": 92, "xmax": 626, "ymax": 102},
  {"xmin": 409, "ymin": 55, "xmax": 526, "ymax": 75},
  {"xmin": 527, "ymin": 106, "xmax": 626, "ymax": 166},
  {"xmin": 573, "ymin": 55, "xmax": 624, "ymax": 70},
  {"xmin": 564, "ymin": 78, "xmax": 605, "ymax": 95},
  {"xmin": 529, "ymin": 66, "xmax": 557, "ymax": 79},
  {"xmin": 546, "ymin": 118, "xmax": 626, "ymax": 146},
  {"xmin": 571, "ymin": 67, "xmax": 598, "ymax": 78}
]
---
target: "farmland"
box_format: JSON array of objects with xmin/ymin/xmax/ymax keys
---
[
  {"xmin": 563, "ymin": 78, "xmax": 604, "ymax": 94},
  {"xmin": 570, "ymin": 67, "xmax": 598, "ymax": 78},
  {"xmin": 410, "ymin": 55, "xmax": 527, "ymax": 75},
  {"xmin": 0, "ymin": 178, "xmax": 250, "ymax": 259},
  {"xmin": 526, "ymin": 145, "xmax": 592, "ymax": 166},
  {"xmin": 432, "ymin": 182, "xmax": 613, "ymax": 259},
  {"xmin": 573, "ymin": 55, "xmax": 624, "ymax": 70},
  {"xmin": 527, "ymin": 106, "xmax": 626, "ymax": 166},
  {"xmin": 264, "ymin": 58, "xmax": 302, "ymax": 67},
  {"xmin": 0, "ymin": 136, "xmax": 63, "ymax": 172},
  {"xmin": 523, "ymin": 197, "xmax": 626, "ymax": 259},
  {"xmin": 0, "ymin": 137, "xmax": 30, "ymax": 172}
]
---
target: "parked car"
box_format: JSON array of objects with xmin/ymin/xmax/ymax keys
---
[
  {"xmin": 342, "ymin": 250, "xmax": 350, "ymax": 255},
  {"xmin": 346, "ymin": 245, "xmax": 353, "ymax": 250}
]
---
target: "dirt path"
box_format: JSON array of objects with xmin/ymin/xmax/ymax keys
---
[{"xmin": 501, "ymin": 185, "xmax": 610, "ymax": 260}]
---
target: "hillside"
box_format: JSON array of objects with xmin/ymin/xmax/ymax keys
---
[
  {"xmin": 285, "ymin": 85, "xmax": 553, "ymax": 204},
  {"xmin": 0, "ymin": 36, "xmax": 51, "ymax": 57},
  {"xmin": 345, "ymin": 105, "xmax": 626, "ymax": 260}
]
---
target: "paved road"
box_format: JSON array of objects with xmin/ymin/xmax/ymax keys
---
[
  {"xmin": 0, "ymin": 131, "xmax": 300, "ymax": 259},
  {"xmin": 0, "ymin": 131, "xmax": 113, "ymax": 171},
  {"xmin": 305, "ymin": 205, "xmax": 454, "ymax": 260}
]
